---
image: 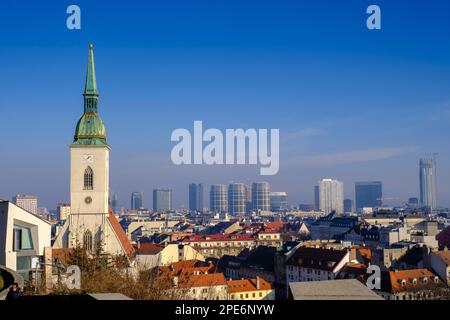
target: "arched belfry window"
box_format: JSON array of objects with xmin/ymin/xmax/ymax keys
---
[
  {"xmin": 83, "ymin": 230, "xmax": 93, "ymax": 252},
  {"xmin": 84, "ymin": 166, "xmax": 93, "ymax": 190}
]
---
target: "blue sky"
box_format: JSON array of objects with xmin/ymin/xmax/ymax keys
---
[{"xmin": 1, "ymin": 0, "xmax": 450, "ymax": 209}]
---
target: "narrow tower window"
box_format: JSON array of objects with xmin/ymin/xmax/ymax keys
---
[
  {"xmin": 84, "ymin": 166, "xmax": 94, "ymax": 190},
  {"xmin": 83, "ymin": 230, "xmax": 93, "ymax": 252}
]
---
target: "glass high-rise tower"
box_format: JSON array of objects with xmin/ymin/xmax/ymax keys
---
[
  {"xmin": 131, "ymin": 192, "xmax": 143, "ymax": 210},
  {"xmin": 355, "ymin": 181, "xmax": 382, "ymax": 210},
  {"xmin": 419, "ymin": 158, "xmax": 437, "ymax": 211},
  {"xmin": 153, "ymin": 188, "xmax": 172, "ymax": 212},
  {"xmin": 228, "ymin": 183, "xmax": 246, "ymax": 215},
  {"xmin": 210, "ymin": 184, "xmax": 228, "ymax": 213},
  {"xmin": 189, "ymin": 183, "xmax": 204, "ymax": 212},
  {"xmin": 252, "ymin": 182, "xmax": 270, "ymax": 211}
]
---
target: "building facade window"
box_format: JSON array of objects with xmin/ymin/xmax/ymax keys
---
[
  {"xmin": 83, "ymin": 230, "xmax": 93, "ymax": 252},
  {"xmin": 84, "ymin": 166, "xmax": 94, "ymax": 190}
]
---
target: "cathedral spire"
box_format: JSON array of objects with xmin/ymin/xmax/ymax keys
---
[
  {"xmin": 84, "ymin": 44, "xmax": 98, "ymax": 97},
  {"xmin": 72, "ymin": 44, "xmax": 108, "ymax": 146}
]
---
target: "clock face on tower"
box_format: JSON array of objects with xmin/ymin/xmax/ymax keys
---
[
  {"xmin": 84, "ymin": 196, "xmax": 92, "ymax": 204},
  {"xmin": 83, "ymin": 154, "xmax": 94, "ymax": 162}
]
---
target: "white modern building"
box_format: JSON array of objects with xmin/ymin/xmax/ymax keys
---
[
  {"xmin": 0, "ymin": 200, "xmax": 51, "ymax": 280},
  {"xmin": 57, "ymin": 203, "xmax": 71, "ymax": 221},
  {"xmin": 13, "ymin": 195, "xmax": 38, "ymax": 215},
  {"xmin": 319, "ymin": 179, "xmax": 344, "ymax": 214}
]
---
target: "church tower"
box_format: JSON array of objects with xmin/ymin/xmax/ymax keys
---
[
  {"xmin": 70, "ymin": 44, "xmax": 109, "ymax": 217},
  {"xmin": 54, "ymin": 45, "xmax": 133, "ymax": 258}
]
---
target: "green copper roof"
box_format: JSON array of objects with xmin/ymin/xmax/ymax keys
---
[
  {"xmin": 72, "ymin": 44, "xmax": 108, "ymax": 147},
  {"xmin": 84, "ymin": 44, "xmax": 98, "ymax": 96}
]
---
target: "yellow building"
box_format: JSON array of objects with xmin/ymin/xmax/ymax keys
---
[{"xmin": 227, "ymin": 277, "xmax": 274, "ymax": 300}]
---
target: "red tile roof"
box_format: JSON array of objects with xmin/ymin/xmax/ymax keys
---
[
  {"xmin": 265, "ymin": 222, "xmax": 287, "ymax": 231},
  {"xmin": 108, "ymin": 209, "xmax": 135, "ymax": 258},
  {"xmin": 183, "ymin": 273, "xmax": 227, "ymax": 288},
  {"xmin": 135, "ymin": 243, "xmax": 164, "ymax": 255},
  {"xmin": 387, "ymin": 269, "xmax": 444, "ymax": 293},
  {"xmin": 227, "ymin": 278, "xmax": 272, "ymax": 293}
]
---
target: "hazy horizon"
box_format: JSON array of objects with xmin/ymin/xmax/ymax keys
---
[{"xmin": 1, "ymin": 0, "xmax": 450, "ymax": 209}]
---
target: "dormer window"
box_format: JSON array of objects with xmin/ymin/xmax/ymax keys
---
[{"xmin": 434, "ymin": 277, "xmax": 439, "ymax": 284}]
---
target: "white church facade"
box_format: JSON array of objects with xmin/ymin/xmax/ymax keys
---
[{"xmin": 53, "ymin": 45, "xmax": 133, "ymax": 258}]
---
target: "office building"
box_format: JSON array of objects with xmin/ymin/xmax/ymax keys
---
[
  {"xmin": 270, "ymin": 192, "xmax": 288, "ymax": 212},
  {"xmin": 131, "ymin": 192, "xmax": 143, "ymax": 210},
  {"xmin": 153, "ymin": 188, "xmax": 172, "ymax": 212},
  {"xmin": 13, "ymin": 195, "xmax": 38, "ymax": 215},
  {"xmin": 319, "ymin": 179, "xmax": 344, "ymax": 214},
  {"xmin": 210, "ymin": 184, "xmax": 228, "ymax": 213},
  {"xmin": 57, "ymin": 203, "xmax": 71, "ymax": 221},
  {"xmin": 228, "ymin": 183, "xmax": 246, "ymax": 215},
  {"xmin": 344, "ymin": 199, "xmax": 355, "ymax": 213},
  {"xmin": 355, "ymin": 181, "xmax": 382, "ymax": 210},
  {"xmin": 314, "ymin": 186, "xmax": 320, "ymax": 211},
  {"xmin": 419, "ymin": 158, "xmax": 437, "ymax": 211},
  {"xmin": 189, "ymin": 183, "xmax": 204, "ymax": 212},
  {"xmin": 252, "ymin": 182, "xmax": 270, "ymax": 211}
]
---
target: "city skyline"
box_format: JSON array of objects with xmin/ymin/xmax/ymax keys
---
[{"xmin": 1, "ymin": 0, "xmax": 450, "ymax": 209}]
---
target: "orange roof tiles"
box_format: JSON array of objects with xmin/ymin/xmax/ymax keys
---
[
  {"xmin": 135, "ymin": 243, "xmax": 164, "ymax": 255},
  {"xmin": 108, "ymin": 209, "xmax": 135, "ymax": 258},
  {"xmin": 182, "ymin": 273, "xmax": 227, "ymax": 288},
  {"xmin": 388, "ymin": 269, "xmax": 442, "ymax": 293},
  {"xmin": 227, "ymin": 278, "xmax": 272, "ymax": 293},
  {"xmin": 265, "ymin": 222, "xmax": 287, "ymax": 231}
]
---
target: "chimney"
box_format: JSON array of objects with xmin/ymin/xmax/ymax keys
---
[
  {"xmin": 173, "ymin": 276, "xmax": 179, "ymax": 287},
  {"xmin": 256, "ymin": 276, "xmax": 260, "ymax": 290}
]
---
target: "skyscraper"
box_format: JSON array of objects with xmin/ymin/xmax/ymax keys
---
[
  {"xmin": 314, "ymin": 185, "xmax": 320, "ymax": 211},
  {"xmin": 210, "ymin": 184, "xmax": 228, "ymax": 213},
  {"xmin": 355, "ymin": 181, "xmax": 382, "ymax": 210},
  {"xmin": 228, "ymin": 183, "xmax": 246, "ymax": 215},
  {"xmin": 319, "ymin": 179, "xmax": 344, "ymax": 214},
  {"xmin": 252, "ymin": 182, "xmax": 270, "ymax": 211},
  {"xmin": 13, "ymin": 195, "xmax": 38, "ymax": 215},
  {"xmin": 419, "ymin": 158, "xmax": 437, "ymax": 211},
  {"xmin": 344, "ymin": 199, "xmax": 355, "ymax": 213},
  {"xmin": 189, "ymin": 183, "xmax": 204, "ymax": 212},
  {"xmin": 57, "ymin": 203, "xmax": 71, "ymax": 221},
  {"xmin": 131, "ymin": 192, "xmax": 143, "ymax": 210},
  {"xmin": 153, "ymin": 188, "xmax": 172, "ymax": 212},
  {"xmin": 270, "ymin": 192, "xmax": 288, "ymax": 212}
]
